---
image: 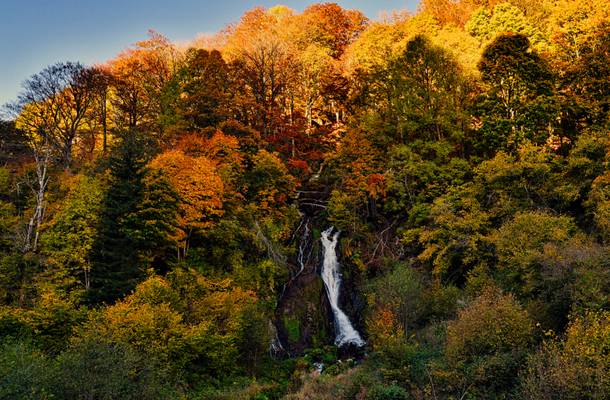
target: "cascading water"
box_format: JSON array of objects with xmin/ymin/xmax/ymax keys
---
[
  {"xmin": 296, "ymin": 222, "xmax": 310, "ymax": 278},
  {"xmin": 320, "ymin": 227, "xmax": 365, "ymax": 347}
]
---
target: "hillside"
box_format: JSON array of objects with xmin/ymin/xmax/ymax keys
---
[{"xmin": 0, "ymin": 1, "xmax": 609, "ymax": 399}]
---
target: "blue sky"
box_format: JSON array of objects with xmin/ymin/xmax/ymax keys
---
[{"xmin": 0, "ymin": 0, "xmax": 418, "ymax": 106}]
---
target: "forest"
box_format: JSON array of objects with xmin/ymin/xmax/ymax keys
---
[{"xmin": 0, "ymin": 0, "xmax": 608, "ymax": 398}]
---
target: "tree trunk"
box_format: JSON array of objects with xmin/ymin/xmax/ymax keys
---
[{"xmin": 23, "ymin": 148, "xmax": 50, "ymax": 254}]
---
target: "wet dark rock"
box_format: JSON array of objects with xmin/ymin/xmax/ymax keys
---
[{"xmin": 275, "ymin": 177, "xmax": 366, "ymax": 355}]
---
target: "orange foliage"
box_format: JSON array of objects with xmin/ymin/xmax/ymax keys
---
[
  {"xmin": 288, "ymin": 158, "xmax": 311, "ymax": 174},
  {"xmin": 366, "ymin": 307, "xmax": 405, "ymax": 349},
  {"xmin": 335, "ymin": 129, "xmax": 384, "ymax": 195},
  {"xmin": 420, "ymin": 0, "xmax": 517, "ymax": 27},
  {"xmin": 106, "ymin": 31, "xmax": 176, "ymax": 129},
  {"xmin": 175, "ymin": 133, "xmax": 208, "ymax": 157},
  {"xmin": 420, "ymin": 0, "xmax": 479, "ymax": 27},
  {"xmin": 149, "ymin": 150, "xmax": 224, "ymax": 243},
  {"xmin": 175, "ymin": 131, "xmax": 242, "ymax": 164},
  {"xmin": 175, "ymin": 131, "xmax": 244, "ymax": 188},
  {"xmin": 366, "ymin": 173, "xmax": 387, "ymax": 200},
  {"xmin": 204, "ymin": 131, "xmax": 242, "ymax": 162},
  {"xmin": 298, "ymin": 3, "xmax": 368, "ymax": 57}
]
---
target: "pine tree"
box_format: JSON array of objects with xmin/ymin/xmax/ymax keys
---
[{"xmin": 88, "ymin": 131, "xmax": 177, "ymax": 304}]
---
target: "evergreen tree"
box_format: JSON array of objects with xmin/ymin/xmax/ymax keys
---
[{"xmin": 88, "ymin": 131, "xmax": 177, "ymax": 304}]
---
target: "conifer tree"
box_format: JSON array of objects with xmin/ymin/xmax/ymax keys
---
[{"xmin": 88, "ymin": 131, "xmax": 177, "ymax": 303}]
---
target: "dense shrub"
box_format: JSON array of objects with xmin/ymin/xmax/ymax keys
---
[{"xmin": 520, "ymin": 311, "xmax": 610, "ymax": 399}]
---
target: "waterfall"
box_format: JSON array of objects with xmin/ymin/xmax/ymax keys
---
[
  {"xmin": 320, "ymin": 227, "xmax": 365, "ymax": 347},
  {"xmin": 296, "ymin": 222, "xmax": 310, "ymax": 278},
  {"xmin": 269, "ymin": 321, "xmax": 286, "ymax": 357}
]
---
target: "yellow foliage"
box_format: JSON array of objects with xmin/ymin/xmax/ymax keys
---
[
  {"xmin": 547, "ymin": 0, "xmax": 610, "ymax": 62},
  {"xmin": 446, "ymin": 286, "xmax": 533, "ymax": 362},
  {"xmin": 149, "ymin": 149, "xmax": 224, "ymax": 237},
  {"xmin": 521, "ymin": 311, "xmax": 610, "ymax": 399}
]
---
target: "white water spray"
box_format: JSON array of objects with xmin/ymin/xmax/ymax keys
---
[
  {"xmin": 320, "ymin": 227, "xmax": 365, "ymax": 347},
  {"xmin": 296, "ymin": 223, "xmax": 309, "ymax": 277}
]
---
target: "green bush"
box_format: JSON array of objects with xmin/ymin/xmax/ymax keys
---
[
  {"xmin": 54, "ymin": 338, "xmax": 177, "ymax": 400},
  {"xmin": 366, "ymin": 384, "xmax": 409, "ymax": 400},
  {"xmin": 0, "ymin": 340, "xmax": 55, "ymax": 400}
]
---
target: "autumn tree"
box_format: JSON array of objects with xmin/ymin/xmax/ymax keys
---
[
  {"xmin": 559, "ymin": 25, "xmax": 610, "ymax": 130},
  {"xmin": 344, "ymin": 18, "xmax": 410, "ymax": 74},
  {"xmin": 0, "ymin": 166, "xmax": 34, "ymax": 306},
  {"xmin": 296, "ymin": 3, "xmax": 367, "ymax": 58},
  {"xmin": 547, "ymin": 0, "xmax": 610, "ymax": 66},
  {"xmin": 442, "ymin": 286, "xmax": 534, "ymax": 397},
  {"xmin": 88, "ymin": 66, "xmax": 113, "ymax": 154},
  {"xmin": 149, "ymin": 149, "xmax": 224, "ymax": 258},
  {"xmin": 243, "ymin": 149, "xmax": 296, "ymax": 212},
  {"xmin": 225, "ymin": 8, "xmax": 297, "ymax": 137},
  {"xmin": 520, "ymin": 311, "xmax": 610, "ymax": 399},
  {"xmin": 420, "ymin": 0, "xmax": 479, "ymax": 27},
  {"xmin": 12, "ymin": 62, "xmax": 97, "ymax": 168},
  {"xmin": 108, "ymin": 31, "xmax": 177, "ymax": 135},
  {"xmin": 40, "ymin": 175, "xmax": 104, "ymax": 300},
  {"xmin": 366, "ymin": 265, "xmax": 424, "ymax": 348},
  {"xmin": 8, "ymin": 62, "xmax": 98, "ymax": 259},
  {"xmin": 465, "ymin": 2, "xmax": 544, "ymax": 46}
]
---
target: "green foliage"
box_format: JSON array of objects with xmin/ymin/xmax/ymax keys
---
[
  {"xmin": 492, "ymin": 211, "xmax": 574, "ymax": 292},
  {"xmin": 89, "ymin": 131, "xmax": 177, "ymax": 304},
  {"xmin": 126, "ymin": 168, "xmax": 179, "ymax": 263},
  {"xmin": 475, "ymin": 143, "xmax": 574, "ymax": 217},
  {"xmin": 162, "ymin": 48, "xmax": 229, "ymax": 132},
  {"xmin": 40, "ymin": 175, "xmax": 103, "ymax": 301},
  {"xmin": 565, "ymin": 130, "xmax": 608, "ymax": 197},
  {"xmin": 446, "ymin": 287, "xmax": 533, "ymax": 361},
  {"xmin": 0, "ymin": 168, "xmax": 10, "ymax": 196},
  {"xmin": 0, "ymin": 340, "xmax": 54, "ymax": 400},
  {"xmin": 441, "ymin": 286, "xmax": 534, "ymax": 398},
  {"xmin": 385, "ymin": 141, "xmax": 471, "ymax": 215},
  {"xmin": 327, "ymin": 189, "xmax": 366, "ymax": 233},
  {"xmin": 284, "ymin": 316, "xmax": 301, "ymax": 343},
  {"xmin": 0, "ymin": 252, "xmax": 40, "ymax": 306},
  {"xmin": 588, "ymin": 169, "xmax": 610, "ymax": 242},
  {"xmin": 416, "ymin": 184, "xmax": 491, "ymax": 281},
  {"xmin": 466, "ymin": 3, "xmax": 544, "ymax": 47},
  {"xmin": 2, "ymin": 4, "xmax": 610, "ymax": 399},
  {"xmin": 0, "ymin": 338, "xmax": 177, "ymax": 400},
  {"xmin": 244, "ymin": 149, "xmax": 297, "ymax": 211},
  {"xmin": 364, "ymin": 35, "xmax": 472, "ymax": 144},
  {"xmin": 366, "ymin": 264, "xmax": 424, "ymax": 346},
  {"xmin": 520, "ymin": 311, "xmax": 610, "ymax": 399},
  {"xmin": 475, "ymin": 33, "xmax": 555, "ymax": 154},
  {"xmin": 55, "ymin": 338, "xmax": 177, "ymax": 400},
  {"xmin": 366, "ymin": 384, "xmax": 409, "ymax": 400},
  {"xmin": 79, "ymin": 271, "xmax": 265, "ymax": 383},
  {"xmin": 0, "ymin": 295, "xmax": 86, "ymax": 354}
]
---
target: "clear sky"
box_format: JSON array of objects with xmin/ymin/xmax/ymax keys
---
[{"xmin": 0, "ymin": 0, "xmax": 419, "ymax": 106}]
